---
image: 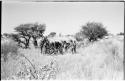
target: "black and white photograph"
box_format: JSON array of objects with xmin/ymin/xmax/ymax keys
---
[{"xmin": 1, "ymin": 1, "xmax": 124, "ymax": 80}]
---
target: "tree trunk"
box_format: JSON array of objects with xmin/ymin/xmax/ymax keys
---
[
  {"xmin": 33, "ymin": 37, "xmax": 38, "ymax": 48},
  {"xmin": 25, "ymin": 37, "xmax": 31, "ymax": 48}
]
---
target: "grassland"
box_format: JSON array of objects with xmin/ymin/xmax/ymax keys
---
[{"xmin": 1, "ymin": 35, "xmax": 124, "ymax": 80}]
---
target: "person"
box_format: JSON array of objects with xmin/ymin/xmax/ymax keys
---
[{"xmin": 73, "ymin": 41, "xmax": 76, "ymax": 53}]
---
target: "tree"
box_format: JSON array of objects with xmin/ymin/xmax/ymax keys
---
[
  {"xmin": 48, "ymin": 32, "xmax": 56, "ymax": 37},
  {"xmin": 3, "ymin": 33, "xmax": 11, "ymax": 38},
  {"xmin": 29, "ymin": 23, "xmax": 46, "ymax": 47},
  {"xmin": 10, "ymin": 33, "xmax": 26, "ymax": 48},
  {"xmin": 75, "ymin": 32, "xmax": 85, "ymax": 41},
  {"xmin": 117, "ymin": 32, "xmax": 124, "ymax": 36},
  {"xmin": 81, "ymin": 22, "xmax": 108, "ymax": 42},
  {"xmin": 14, "ymin": 23, "xmax": 46, "ymax": 48},
  {"xmin": 14, "ymin": 24, "xmax": 32, "ymax": 48}
]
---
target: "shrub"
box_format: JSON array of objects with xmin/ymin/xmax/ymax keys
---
[
  {"xmin": 48, "ymin": 32, "xmax": 56, "ymax": 37},
  {"xmin": 81, "ymin": 22, "xmax": 108, "ymax": 42},
  {"xmin": 1, "ymin": 39, "xmax": 19, "ymax": 62},
  {"xmin": 117, "ymin": 32, "xmax": 124, "ymax": 36},
  {"xmin": 75, "ymin": 32, "xmax": 85, "ymax": 41}
]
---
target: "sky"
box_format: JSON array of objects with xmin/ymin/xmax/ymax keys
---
[{"xmin": 2, "ymin": 2, "xmax": 124, "ymax": 35}]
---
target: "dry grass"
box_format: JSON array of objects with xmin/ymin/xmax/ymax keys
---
[
  {"xmin": 1, "ymin": 38, "xmax": 19, "ymax": 62},
  {"xmin": 1, "ymin": 36, "xmax": 124, "ymax": 80}
]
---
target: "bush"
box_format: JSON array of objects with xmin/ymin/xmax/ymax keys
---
[
  {"xmin": 75, "ymin": 32, "xmax": 85, "ymax": 41},
  {"xmin": 117, "ymin": 32, "xmax": 124, "ymax": 36},
  {"xmin": 48, "ymin": 32, "xmax": 56, "ymax": 37},
  {"xmin": 1, "ymin": 39, "xmax": 19, "ymax": 62},
  {"xmin": 81, "ymin": 22, "xmax": 108, "ymax": 42}
]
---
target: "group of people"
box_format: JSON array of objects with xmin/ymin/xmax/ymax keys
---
[{"xmin": 40, "ymin": 37, "xmax": 77, "ymax": 55}]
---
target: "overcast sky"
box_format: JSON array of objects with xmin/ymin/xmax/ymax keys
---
[{"xmin": 2, "ymin": 2, "xmax": 124, "ymax": 35}]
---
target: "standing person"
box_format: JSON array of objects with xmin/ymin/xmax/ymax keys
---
[
  {"xmin": 71, "ymin": 40, "xmax": 77, "ymax": 54},
  {"xmin": 70, "ymin": 40, "xmax": 74, "ymax": 54},
  {"xmin": 73, "ymin": 41, "xmax": 76, "ymax": 53}
]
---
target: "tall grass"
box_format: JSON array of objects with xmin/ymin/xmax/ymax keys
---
[
  {"xmin": 1, "ymin": 36, "xmax": 123, "ymax": 80},
  {"xmin": 55, "ymin": 37, "xmax": 123, "ymax": 80},
  {"xmin": 1, "ymin": 38, "xmax": 19, "ymax": 79},
  {"xmin": 1, "ymin": 38, "xmax": 19, "ymax": 62}
]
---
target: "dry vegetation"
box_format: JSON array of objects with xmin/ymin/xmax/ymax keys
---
[{"xmin": 1, "ymin": 35, "xmax": 124, "ymax": 80}]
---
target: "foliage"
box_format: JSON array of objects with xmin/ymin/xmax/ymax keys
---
[
  {"xmin": 75, "ymin": 32, "xmax": 85, "ymax": 41},
  {"xmin": 81, "ymin": 22, "xmax": 108, "ymax": 42},
  {"xmin": 14, "ymin": 24, "xmax": 31, "ymax": 48},
  {"xmin": 29, "ymin": 23, "xmax": 46, "ymax": 47},
  {"xmin": 48, "ymin": 32, "xmax": 56, "ymax": 37},
  {"xmin": 14, "ymin": 23, "xmax": 46, "ymax": 48},
  {"xmin": 117, "ymin": 32, "xmax": 124, "ymax": 36},
  {"xmin": 2, "ymin": 33, "xmax": 12, "ymax": 38},
  {"xmin": 3, "ymin": 33, "xmax": 26, "ymax": 48}
]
